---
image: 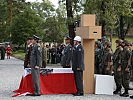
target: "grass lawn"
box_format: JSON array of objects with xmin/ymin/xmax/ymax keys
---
[{"xmin": 12, "ymin": 50, "xmax": 25, "ymax": 60}]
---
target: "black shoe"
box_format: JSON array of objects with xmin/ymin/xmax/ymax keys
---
[
  {"xmin": 120, "ymin": 92, "xmax": 129, "ymax": 97},
  {"xmin": 130, "ymin": 95, "xmax": 133, "ymax": 99},
  {"xmin": 34, "ymin": 94, "xmax": 41, "ymax": 96},
  {"xmin": 73, "ymin": 93, "xmax": 84, "ymax": 96},
  {"xmin": 26, "ymin": 94, "xmax": 41, "ymax": 96},
  {"xmin": 113, "ymin": 90, "xmax": 121, "ymax": 94},
  {"xmin": 26, "ymin": 94, "xmax": 33, "ymax": 96},
  {"xmin": 72, "ymin": 92, "xmax": 78, "ymax": 95}
]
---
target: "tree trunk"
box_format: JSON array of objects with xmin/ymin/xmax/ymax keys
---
[
  {"xmin": 119, "ymin": 16, "xmax": 125, "ymax": 40},
  {"xmin": 7, "ymin": 0, "xmax": 13, "ymax": 38},
  {"xmin": 99, "ymin": 1, "xmax": 106, "ymax": 37},
  {"xmin": 125, "ymin": 24, "xmax": 130, "ymax": 36},
  {"xmin": 66, "ymin": 0, "xmax": 75, "ymax": 45}
]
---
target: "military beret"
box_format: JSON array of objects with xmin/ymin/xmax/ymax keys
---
[
  {"xmin": 27, "ymin": 37, "xmax": 33, "ymax": 40},
  {"xmin": 115, "ymin": 39, "xmax": 123, "ymax": 44},
  {"xmin": 105, "ymin": 41, "xmax": 112, "ymax": 47},
  {"xmin": 123, "ymin": 40, "xmax": 130, "ymax": 46}
]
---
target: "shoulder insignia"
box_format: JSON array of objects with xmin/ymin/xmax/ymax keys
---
[
  {"xmin": 79, "ymin": 48, "xmax": 81, "ymax": 51},
  {"xmin": 38, "ymin": 47, "xmax": 41, "ymax": 51}
]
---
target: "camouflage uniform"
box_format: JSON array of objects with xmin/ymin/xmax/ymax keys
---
[
  {"xmin": 95, "ymin": 41, "xmax": 102, "ymax": 74},
  {"xmin": 113, "ymin": 40, "xmax": 123, "ymax": 94},
  {"xmin": 102, "ymin": 42, "xmax": 113, "ymax": 75},
  {"xmin": 119, "ymin": 40, "xmax": 131, "ymax": 97}
]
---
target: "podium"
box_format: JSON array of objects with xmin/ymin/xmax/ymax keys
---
[{"xmin": 76, "ymin": 14, "xmax": 101, "ymax": 94}]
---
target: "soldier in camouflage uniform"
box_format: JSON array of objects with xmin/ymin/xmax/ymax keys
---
[
  {"xmin": 113, "ymin": 39, "xmax": 123, "ymax": 94},
  {"xmin": 119, "ymin": 40, "xmax": 131, "ymax": 97},
  {"xmin": 102, "ymin": 41, "xmax": 113, "ymax": 75},
  {"xmin": 95, "ymin": 41, "xmax": 102, "ymax": 74},
  {"xmin": 130, "ymin": 43, "xmax": 133, "ymax": 99},
  {"xmin": 99, "ymin": 36, "xmax": 109, "ymax": 74}
]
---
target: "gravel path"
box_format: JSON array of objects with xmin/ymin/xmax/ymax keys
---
[{"xmin": 0, "ymin": 57, "xmax": 132, "ymax": 100}]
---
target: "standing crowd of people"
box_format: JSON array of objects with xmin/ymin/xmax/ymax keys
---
[
  {"xmin": 94, "ymin": 36, "xmax": 133, "ymax": 98},
  {"xmin": 0, "ymin": 44, "xmax": 12, "ymax": 60},
  {"xmin": 24, "ymin": 34, "xmax": 133, "ymax": 98},
  {"xmin": 24, "ymin": 34, "xmax": 85, "ymax": 96}
]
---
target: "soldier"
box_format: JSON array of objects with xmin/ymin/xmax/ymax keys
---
[
  {"xmin": 131, "ymin": 43, "xmax": 133, "ymax": 72},
  {"xmin": 113, "ymin": 39, "xmax": 123, "ymax": 94},
  {"xmin": 130, "ymin": 43, "xmax": 133, "ymax": 99},
  {"xmin": 102, "ymin": 41, "xmax": 113, "ymax": 75},
  {"xmin": 0, "ymin": 44, "xmax": 6, "ymax": 60},
  {"xmin": 51, "ymin": 45, "xmax": 56, "ymax": 64},
  {"xmin": 27, "ymin": 35, "xmax": 42, "ymax": 96},
  {"xmin": 42, "ymin": 43, "xmax": 47, "ymax": 68},
  {"xmin": 119, "ymin": 40, "xmax": 131, "ymax": 97},
  {"xmin": 72, "ymin": 36, "xmax": 84, "ymax": 96},
  {"xmin": 95, "ymin": 41, "xmax": 102, "ymax": 74},
  {"xmin": 61, "ymin": 34, "xmax": 72, "ymax": 68},
  {"xmin": 46, "ymin": 45, "xmax": 50, "ymax": 64},
  {"xmin": 24, "ymin": 37, "xmax": 33, "ymax": 69},
  {"xmin": 56, "ymin": 45, "xmax": 62, "ymax": 64}
]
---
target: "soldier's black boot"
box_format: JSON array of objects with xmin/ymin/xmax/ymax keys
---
[
  {"xmin": 113, "ymin": 88, "xmax": 121, "ymax": 94},
  {"xmin": 120, "ymin": 89, "xmax": 129, "ymax": 97},
  {"xmin": 130, "ymin": 95, "xmax": 133, "ymax": 99}
]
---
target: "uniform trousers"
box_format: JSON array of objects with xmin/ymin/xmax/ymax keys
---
[
  {"xmin": 31, "ymin": 68, "xmax": 40, "ymax": 95},
  {"xmin": 73, "ymin": 70, "xmax": 83, "ymax": 93}
]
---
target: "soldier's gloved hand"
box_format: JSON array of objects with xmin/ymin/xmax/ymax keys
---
[
  {"xmin": 106, "ymin": 67, "xmax": 110, "ymax": 71},
  {"xmin": 117, "ymin": 66, "xmax": 121, "ymax": 72},
  {"xmin": 35, "ymin": 66, "xmax": 39, "ymax": 69},
  {"xmin": 27, "ymin": 64, "xmax": 30, "ymax": 67},
  {"xmin": 125, "ymin": 67, "xmax": 130, "ymax": 72},
  {"xmin": 77, "ymin": 68, "xmax": 81, "ymax": 70}
]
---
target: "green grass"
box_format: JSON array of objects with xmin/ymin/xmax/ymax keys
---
[{"xmin": 12, "ymin": 50, "xmax": 25, "ymax": 60}]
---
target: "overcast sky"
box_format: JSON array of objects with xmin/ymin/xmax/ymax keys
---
[{"xmin": 26, "ymin": 0, "xmax": 59, "ymax": 8}]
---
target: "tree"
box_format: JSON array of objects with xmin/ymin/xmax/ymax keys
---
[
  {"xmin": 32, "ymin": 1, "xmax": 68, "ymax": 43},
  {"xmin": 83, "ymin": 0, "xmax": 133, "ymax": 39},
  {"xmin": 0, "ymin": 0, "xmax": 8, "ymax": 42},
  {"xmin": 9, "ymin": 5, "xmax": 45, "ymax": 46}
]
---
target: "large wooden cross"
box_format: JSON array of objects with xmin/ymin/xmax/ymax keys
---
[{"xmin": 76, "ymin": 14, "xmax": 102, "ymax": 93}]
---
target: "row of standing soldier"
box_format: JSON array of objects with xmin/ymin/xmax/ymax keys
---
[{"xmin": 94, "ymin": 37, "xmax": 133, "ymax": 98}]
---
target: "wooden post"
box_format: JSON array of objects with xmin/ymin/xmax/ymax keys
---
[{"xmin": 76, "ymin": 14, "xmax": 102, "ymax": 94}]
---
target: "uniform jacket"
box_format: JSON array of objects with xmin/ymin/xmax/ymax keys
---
[
  {"xmin": 72, "ymin": 44, "xmax": 85, "ymax": 71},
  {"xmin": 113, "ymin": 46, "xmax": 122, "ymax": 65},
  {"xmin": 30, "ymin": 43, "xmax": 42, "ymax": 68},
  {"xmin": 103, "ymin": 48, "xmax": 113, "ymax": 66},
  {"xmin": 119, "ymin": 47, "xmax": 131, "ymax": 69},
  {"xmin": 61, "ymin": 44, "xmax": 72, "ymax": 66},
  {"xmin": 24, "ymin": 44, "xmax": 32, "ymax": 67}
]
